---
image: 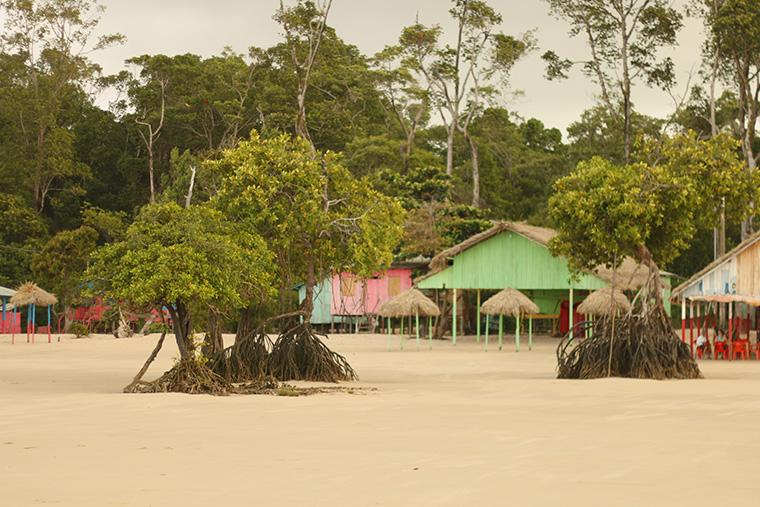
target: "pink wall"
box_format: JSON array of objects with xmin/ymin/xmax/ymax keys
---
[{"xmin": 331, "ymin": 268, "xmax": 413, "ymax": 316}]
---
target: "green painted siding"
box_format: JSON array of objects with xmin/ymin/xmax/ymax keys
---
[
  {"xmin": 420, "ymin": 231, "xmax": 607, "ymax": 290},
  {"xmin": 297, "ymin": 278, "xmax": 338, "ymax": 325}
]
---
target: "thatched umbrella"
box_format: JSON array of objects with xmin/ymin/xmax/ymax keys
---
[
  {"xmin": 480, "ymin": 288, "xmax": 539, "ymax": 352},
  {"xmin": 10, "ymin": 282, "xmax": 58, "ymax": 344},
  {"xmin": 378, "ymin": 288, "xmax": 440, "ymax": 350},
  {"xmin": 577, "ymin": 287, "xmax": 631, "ymax": 317}
]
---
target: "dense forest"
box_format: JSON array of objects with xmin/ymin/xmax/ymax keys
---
[{"xmin": 1, "ymin": 0, "xmax": 759, "ymax": 304}]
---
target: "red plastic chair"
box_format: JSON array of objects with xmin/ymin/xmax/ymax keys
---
[
  {"xmin": 715, "ymin": 341, "xmax": 729, "ymax": 360},
  {"xmin": 732, "ymin": 340, "xmax": 749, "ymax": 360}
]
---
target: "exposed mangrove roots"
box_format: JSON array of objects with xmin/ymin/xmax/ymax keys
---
[
  {"xmin": 557, "ymin": 306, "xmax": 701, "ymax": 380},
  {"xmin": 125, "ymin": 358, "xmax": 232, "ymax": 395},
  {"xmin": 268, "ymin": 323, "xmax": 356, "ymax": 382},
  {"xmin": 209, "ymin": 331, "xmax": 272, "ymax": 382}
]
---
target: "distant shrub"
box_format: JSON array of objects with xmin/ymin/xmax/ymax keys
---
[{"xmin": 68, "ymin": 322, "xmax": 90, "ymax": 338}]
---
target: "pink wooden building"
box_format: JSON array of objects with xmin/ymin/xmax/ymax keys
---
[{"xmin": 330, "ymin": 268, "xmax": 413, "ymax": 317}]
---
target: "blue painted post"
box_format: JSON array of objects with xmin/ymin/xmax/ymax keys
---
[
  {"xmin": 452, "ymin": 288, "xmax": 457, "ymax": 346},
  {"xmin": 1, "ymin": 296, "xmax": 6, "ymax": 332},
  {"xmin": 32, "ymin": 303, "xmax": 37, "ymax": 344},
  {"xmin": 12, "ymin": 306, "xmax": 17, "ymax": 344},
  {"xmin": 47, "ymin": 304, "xmax": 52, "ymax": 343},
  {"xmin": 26, "ymin": 304, "xmax": 31, "ymax": 343},
  {"xmin": 485, "ymin": 314, "xmax": 490, "ymax": 351},
  {"xmin": 476, "ymin": 289, "xmax": 481, "ymax": 343},
  {"xmin": 498, "ymin": 314, "xmax": 504, "ymax": 351}
]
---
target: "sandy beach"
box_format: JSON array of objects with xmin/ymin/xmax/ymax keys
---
[{"xmin": 1, "ymin": 332, "xmax": 759, "ymax": 506}]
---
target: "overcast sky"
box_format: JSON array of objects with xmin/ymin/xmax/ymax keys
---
[{"xmin": 92, "ymin": 1, "xmax": 702, "ymax": 136}]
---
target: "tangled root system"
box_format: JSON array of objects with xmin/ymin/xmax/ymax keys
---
[
  {"xmin": 210, "ymin": 331, "xmax": 272, "ymax": 383},
  {"xmin": 268, "ymin": 323, "xmax": 356, "ymax": 382},
  {"xmin": 125, "ymin": 358, "xmax": 231, "ymax": 395},
  {"xmin": 557, "ymin": 306, "xmax": 701, "ymax": 380}
]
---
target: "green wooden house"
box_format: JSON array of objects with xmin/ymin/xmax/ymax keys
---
[{"xmin": 416, "ymin": 222, "xmax": 673, "ymax": 342}]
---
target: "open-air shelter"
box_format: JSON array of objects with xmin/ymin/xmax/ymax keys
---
[
  {"xmin": 671, "ymin": 230, "xmax": 760, "ymax": 360},
  {"xmin": 416, "ymin": 222, "xmax": 672, "ymax": 345},
  {"xmin": 480, "ymin": 287, "xmax": 539, "ymax": 352},
  {"xmin": 378, "ymin": 288, "xmax": 440, "ymax": 350},
  {"xmin": 9, "ymin": 282, "xmax": 57, "ymax": 344}
]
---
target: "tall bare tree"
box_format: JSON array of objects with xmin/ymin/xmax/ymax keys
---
[{"xmin": 543, "ymin": 0, "xmax": 683, "ymax": 163}]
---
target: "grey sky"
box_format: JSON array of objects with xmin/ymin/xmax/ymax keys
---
[{"xmin": 92, "ymin": 0, "xmax": 703, "ymax": 137}]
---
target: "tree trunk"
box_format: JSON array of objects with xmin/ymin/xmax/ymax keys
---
[
  {"xmin": 202, "ymin": 308, "xmax": 224, "ymax": 358},
  {"xmin": 620, "ymin": 14, "xmax": 632, "ymax": 164},
  {"xmin": 123, "ymin": 330, "xmax": 166, "ymax": 392},
  {"xmin": 466, "ymin": 132, "xmax": 480, "ymax": 207},
  {"xmin": 167, "ymin": 303, "xmax": 193, "ymax": 360},
  {"xmin": 434, "ymin": 290, "xmax": 451, "ymax": 339},
  {"xmin": 445, "ymin": 123, "xmax": 456, "ymax": 177},
  {"xmin": 148, "ymin": 146, "xmax": 156, "ymax": 204},
  {"xmin": 302, "ymin": 258, "xmax": 316, "ymax": 326},
  {"xmin": 634, "ymin": 244, "xmax": 664, "ymax": 311}
]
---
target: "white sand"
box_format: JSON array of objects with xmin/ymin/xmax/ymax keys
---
[{"xmin": 1, "ymin": 332, "xmax": 759, "ymax": 506}]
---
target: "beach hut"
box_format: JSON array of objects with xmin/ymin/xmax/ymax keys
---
[
  {"xmin": 671, "ymin": 230, "xmax": 760, "ymax": 359},
  {"xmin": 378, "ymin": 288, "xmax": 440, "ymax": 350},
  {"xmin": 417, "ymin": 221, "xmax": 672, "ymax": 344},
  {"xmin": 480, "ymin": 288, "xmax": 539, "ymax": 351},
  {"xmin": 296, "ymin": 259, "xmax": 427, "ymax": 332},
  {"xmin": 0, "ymin": 285, "xmax": 19, "ymax": 334},
  {"xmin": 9, "ymin": 282, "xmax": 57, "ymax": 344},
  {"xmin": 577, "ymin": 287, "xmax": 631, "ymax": 317}
]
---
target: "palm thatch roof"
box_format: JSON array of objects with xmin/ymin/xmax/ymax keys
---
[
  {"xmin": 9, "ymin": 282, "xmax": 58, "ymax": 307},
  {"xmin": 378, "ymin": 288, "xmax": 440, "ymax": 317},
  {"xmin": 481, "ymin": 288, "xmax": 539, "ymax": 317},
  {"xmin": 577, "ymin": 287, "xmax": 631, "ymax": 317},
  {"xmin": 425, "ymin": 221, "xmax": 664, "ymax": 290},
  {"xmin": 0, "ymin": 286, "xmax": 15, "ymax": 298}
]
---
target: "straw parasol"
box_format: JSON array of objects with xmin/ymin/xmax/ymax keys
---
[
  {"xmin": 578, "ymin": 287, "xmax": 631, "ymax": 317},
  {"xmin": 481, "ymin": 287, "xmax": 538, "ymax": 317},
  {"xmin": 10, "ymin": 282, "xmax": 58, "ymax": 307},
  {"xmin": 378, "ymin": 288, "xmax": 440, "ymax": 351},
  {"xmin": 480, "ymin": 288, "xmax": 539, "ymax": 352},
  {"xmin": 378, "ymin": 288, "xmax": 440, "ymax": 317}
]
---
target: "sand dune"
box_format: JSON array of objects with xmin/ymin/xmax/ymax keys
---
[{"xmin": 1, "ymin": 332, "xmax": 759, "ymax": 506}]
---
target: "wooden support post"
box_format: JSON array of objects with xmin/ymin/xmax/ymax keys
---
[
  {"xmin": 728, "ymin": 301, "xmax": 733, "ymax": 361},
  {"xmin": 1, "ymin": 297, "xmax": 5, "ymax": 332},
  {"xmin": 695, "ymin": 303, "xmax": 701, "ymax": 359},
  {"xmin": 400, "ymin": 316, "xmax": 404, "ymax": 351},
  {"xmin": 47, "ymin": 304, "xmax": 51, "ymax": 343},
  {"xmin": 26, "ymin": 304, "xmax": 31, "ymax": 343},
  {"xmin": 415, "ymin": 310, "xmax": 420, "ymax": 350},
  {"xmin": 568, "ymin": 288, "xmax": 574, "ymax": 342},
  {"xmin": 528, "ymin": 316, "xmax": 533, "ymax": 351},
  {"xmin": 689, "ymin": 300, "xmax": 696, "ymax": 358},
  {"xmin": 485, "ymin": 314, "xmax": 490, "ymax": 351},
  {"xmin": 498, "ymin": 314, "xmax": 504, "ymax": 351},
  {"xmin": 428, "ymin": 316, "xmax": 433, "ymax": 350},
  {"xmin": 31, "ymin": 303, "xmax": 36, "ymax": 344},
  {"xmin": 452, "ymin": 288, "xmax": 457, "ymax": 346},
  {"xmin": 515, "ymin": 314, "xmax": 521, "ymax": 352},
  {"xmin": 387, "ymin": 317, "xmax": 391, "ymax": 351},
  {"xmin": 476, "ymin": 289, "xmax": 481, "ymax": 343},
  {"xmin": 680, "ymin": 299, "xmax": 686, "ymax": 344},
  {"xmin": 12, "ymin": 306, "xmax": 16, "ymax": 344}
]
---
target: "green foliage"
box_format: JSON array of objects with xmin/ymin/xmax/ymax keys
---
[
  {"xmin": 0, "ymin": 194, "xmax": 47, "ymax": 287},
  {"xmin": 32, "ymin": 225, "xmax": 99, "ymax": 308},
  {"xmin": 68, "ymin": 322, "xmax": 89, "ymax": 338},
  {"xmin": 212, "ymin": 131, "xmax": 405, "ymax": 302},
  {"xmin": 550, "ymin": 132, "xmax": 755, "ymax": 273},
  {"xmin": 89, "ymin": 202, "xmax": 273, "ymax": 311}
]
